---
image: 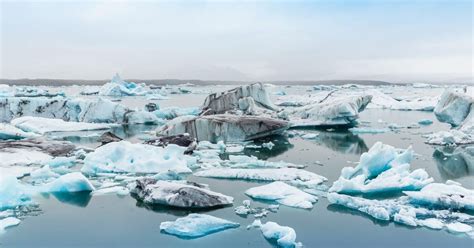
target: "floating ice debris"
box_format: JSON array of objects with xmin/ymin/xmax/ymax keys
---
[
  {"xmin": 425, "ymin": 130, "xmax": 473, "ymax": 145},
  {"xmin": 160, "ymin": 214, "xmax": 239, "ymax": 239},
  {"xmin": 330, "ymin": 142, "xmax": 433, "ymax": 194},
  {"xmin": 82, "ymin": 141, "xmax": 191, "ymax": 175},
  {"xmin": 234, "ymin": 200, "xmax": 275, "ymax": 217},
  {"xmin": 195, "ymin": 168, "xmax": 327, "ymax": 188},
  {"xmin": 261, "ymin": 141, "xmax": 275, "ymax": 150},
  {"xmin": 158, "ymin": 114, "xmax": 289, "ymax": 142},
  {"xmin": 153, "ymin": 107, "xmax": 200, "ymax": 120},
  {"xmin": 246, "ymin": 182, "xmax": 318, "ymax": 209},
  {"xmin": 249, "ymin": 220, "xmax": 302, "ymax": 248},
  {"xmin": 132, "ymin": 179, "xmax": 233, "ymax": 208},
  {"xmin": 0, "ymin": 123, "xmax": 38, "ymax": 140},
  {"xmin": 367, "ymin": 89, "xmax": 437, "ymax": 111},
  {"xmin": 404, "ymin": 182, "xmax": 474, "ymax": 211},
  {"xmin": 348, "ymin": 127, "xmax": 390, "ymax": 134},
  {"xmin": 11, "ymin": 116, "xmax": 111, "ymax": 134},
  {"xmin": 0, "ymin": 217, "xmax": 21, "ymax": 233},
  {"xmin": 202, "ymin": 83, "xmax": 277, "ymax": 115},
  {"xmin": 418, "ymin": 119, "xmax": 433, "ymax": 125},
  {"xmin": 99, "ymin": 73, "xmax": 148, "ymax": 96},
  {"xmin": 30, "ymin": 165, "xmax": 60, "ymax": 182},
  {"xmin": 43, "ymin": 172, "xmax": 95, "ymax": 193},
  {"xmin": 285, "ymin": 94, "xmax": 372, "ymax": 127},
  {"xmin": 0, "ymin": 97, "xmax": 158, "ymax": 124},
  {"xmin": 92, "ymin": 186, "xmax": 129, "ymax": 196},
  {"xmin": 327, "ymin": 192, "xmax": 474, "ymax": 237}
]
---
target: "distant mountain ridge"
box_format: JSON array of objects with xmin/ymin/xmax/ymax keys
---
[{"xmin": 0, "ymin": 78, "xmax": 398, "ymax": 86}]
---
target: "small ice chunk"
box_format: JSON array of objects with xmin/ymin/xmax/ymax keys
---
[
  {"xmin": 446, "ymin": 222, "xmax": 473, "ymax": 234},
  {"xmin": 43, "ymin": 172, "xmax": 95, "ymax": 193},
  {"xmin": 246, "ymin": 182, "xmax": 318, "ymax": 209},
  {"xmin": 418, "ymin": 119, "xmax": 433, "ymax": 125},
  {"xmin": 0, "ymin": 175, "xmax": 32, "ymax": 210},
  {"xmin": 301, "ymin": 133, "xmax": 318, "ymax": 139},
  {"xmin": 92, "ymin": 186, "xmax": 129, "ymax": 196},
  {"xmin": 348, "ymin": 127, "xmax": 389, "ymax": 134},
  {"xmin": 250, "ymin": 220, "xmax": 302, "ymax": 248},
  {"xmin": 160, "ymin": 214, "xmax": 239, "ymax": 238},
  {"xmin": 0, "ymin": 217, "xmax": 21, "ymax": 233},
  {"xmin": 262, "ymin": 141, "xmax": 275, "ymax": 150}
]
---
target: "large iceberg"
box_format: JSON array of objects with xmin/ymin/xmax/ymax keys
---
[
  {"xmin": 282, "ymin": 94, "xmax": 372, "ymax": 127},
  {"xmin": 202, "ymin": 83, "xmax": 277, "ymax": 115},
  {"xmin": 98, "ymin": 73, "xmax": 148, "ymax": 96},
  {"xmin": 160, "ymin": 214, "xmax": 239, "ymax": 238},
  {"xmin": 11, "ymin": 116, "xmax": 111, "ymax": 134},
  {"xmin": 329, "ymin": 142, "xmax": 433, "ymax": 194},
  {"xmin": 249, "ymin": 220, "xmax": 302, "ymax": 248},
  {"xmin": 245, "ymin": 182, "xmax": 318, "ymax": 209},
  {"xmin": 158, "ymin": 114, "xmax": 289, "ymax": 142},
  {"xmin": 195, "ymin": 168, "xmax": 327, "ymax": 188},
  {"xmin": 404, "ymin": 182, "xmax": 474, "ymax": 211},
  {"xmin": 0, "ymin": 97, "xmax": 158, "ymax": 124},
  {"xmin": 82, "ymin": 141, "xmax": 191, "ymax": 175},
  {"xmin": 132, "ymin": 179, "xmax": 233, "ymax": 208}
]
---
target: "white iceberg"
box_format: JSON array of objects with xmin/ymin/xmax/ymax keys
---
[
  {"xmin": 131, "ymin": 179, "xmax": 233, "ymax": 208},
  {"xmin": 0, "ymin": 217, "xmax": 21, "ymax": 233},
  {"xmin": 425, "ymin": 130, "xmax": 473, "ymax": 145},
  {"xmin": 284, "ymin": 94, "xmax": 372, "ymax": 127},
  {"xmin": 195, "ymin": 168, "xmax": 327, "ymax": 188},
  {"xmin": 0, "ymin": 123, "xmax": 38, "ymax": 140},
  {"xmin": 434, "ymin": 90, "xmax": 473, "ymax": 127},
  {"xmin": 0, "ymin": 84, "xmax": 15, "ymax": 97},
  {"xmin": 99, "ymin": 73, "xmax": 148, "ymax": 96},
  {"xmin": 0, "ymin": 148, "xmax": 52, "ymax": 167},
  {"xmin": 245, "ymin": 182, "xmax": 318, "ymax": 209},
  {"xmin": 249, "ymin": 220, "xmax": 302, "ymax": 248},
  {"xmin": 367, "ymin": 89, "xmax": 437, "ymax": 111},
  {"xmin": 404, "ymin": 182, "xmax": 474, "ymax": 211},
  {"xmin": 330, "ymin": 142, "xmax": 433, "ymax": 194},
  {"xmin": 11, "ymin": 116, "xmax": 112, "ymax": 134},
  {"xmin": 160, "ymin": 213, "xmax": 239, "ymax": 238},
  {"xmin": 82, "ymin": 141, "xmax": 191, "ymax": 175}
]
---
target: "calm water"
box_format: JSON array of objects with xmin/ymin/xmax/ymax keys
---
[{"xmin": 1, "ymin": 86, "xmax": 473, "ymax": 247}]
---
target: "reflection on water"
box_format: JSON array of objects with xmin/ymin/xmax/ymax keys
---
[
  {"xmin": 243, "ymin": 135, "xmax": 294, "ymax": 159},
  {"xmin": 315, "ymin": 130, "xmax": 368, "ymax": 155},
  {"xmin": 42, "ymin": 192, "xmax": 92, "ymax": 208},
  {"xmin": 327, "ymin": 204, "xmax": 391, "ymax": 227},
  {"xmin": 433, "ymin": 146, "xmax": 474, "ymax": 180}
]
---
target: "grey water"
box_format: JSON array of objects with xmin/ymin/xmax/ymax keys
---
[{"xmin": 1, "ymin": 87, "xmax": 473, "ymax": 248}]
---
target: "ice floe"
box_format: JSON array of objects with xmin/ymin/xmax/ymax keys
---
[
  {"xmin": 367, "ymin": 89, "xmax": 437, "ymax": 111},
  {"xmin": 330, "ymin": 142, "xmax": 433, "ymax": 194},
  {"xmin": 245, "ymin": 182, "xmax": 318, "ymax": 209},
  {"xmin": 132, "ymin": 179, "xmax": 233, "ymax": 208},
  {"xmin": 11, "ymin": 116, "xmax": 111, "ymax": 134},
  {"xmin": 160, "ymin": 213, "xmax": 239, "ymax": 238},
  {"xmin": 249, "ymin": 219, "xmax": 302, "ymax": 248},
  {"xmin": 404, "ymin": 182, "xmax": 474, "ymax": 211},
  {"xmin": 0, "ymin": 217, "xmax": 21, "ymax": 233},
  {"xmin": 82, "ymin": 141, "xmax": 191, "ymax": 175}
]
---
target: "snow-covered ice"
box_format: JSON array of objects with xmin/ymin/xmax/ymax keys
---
[
  {"xmin": 245, "ymin": 182, "xmax": 318, "ymax": 209},
  {"xmin": 12, "ymin": 116, "xmax": 111, "ymax": 134},
  {"xmin": 160, "ymin": 214, "xmax": 239, "ymax": 238},
  {"xmin": 404, "ymin": 182, "xmax": 474, "ymax": 211}
]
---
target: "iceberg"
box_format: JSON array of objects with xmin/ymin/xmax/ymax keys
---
[
  {"xmin": 404, "ymin": 182, "xmax": 474, "ymax": 211},
  {"xmin": 245, "ymin": 182, "xmax": 318, "ymax": 209},
  {"xmin": 202, "ymin": 83, "xmax": 277, "ymax": 115},
  {"xmin": 82, "ymin": 141, "xmax": 191, "ymax": 175},
  {"xmin": 0, "ymin": 175, "xmax": 32, "ymax": 210},
  {"xmin": 330, "ymin": 142, "xmax": 433, "ymax": 194},
  {"xmin": 195, "ymin": 168, "xmax": 327, "ymax": 188},
  {"xmin": 434, "ymin": 90, "xmax": 473, "ymax": 127},
  {"xmin": 249, "ymin": 220, "xmax": 301, "ymax": 248},
  {"xmin": 418, "ymin": 119, "xmax": 433, "ymax": 125},
  {"xmin": 348, "ymin": 127, "xmax": 390, "ymax": 134},
  {"xmin": 43, "ymin": 172, "xmax": 95, "ymax": 193},
  {"xmin": 327, "ymin": 192, "xmax": 474, "ymax": 237},
  {"xmin": 158, "ymin": 114, "xmax": 289, "ymax": 142},
  {"xmin": 0, "ymin": 217, "xmax": 21, "ymax": 233},
  {"xmin": 160, "ymin": 214, "xmax": 239, "ymax": 239},
  {"xmin": 367, "ymin": 89, "xmax": 437, "ymax": 111},
  {"xmin": 0, "ymin": 123, "xmax": 38, "ymax": 140},
  {"xmin": 425, "ymin": 130, "xmax": 473, "ymax": 145},
  {"xmin": 0, "ymin": 84, "xmax": 15, "ymax": 97},
  {"xmin": 98, "ymin": 73, "xmax": 148, "ymax": 96},
  {"xmin": 11, "ymin": 116, "xmax": 111, "ymax": 134},
  {"xmin": 153, "ymin": 107, "xmax": 200, "ymax": 120},
  {"xmin": 132, "ymin": 179, "xmax": 233, "ymax": 208},
  {"xmin": 284, "ymin": 94, "xmax": 372, "ymax": 127},
  {"xmin": 0, "ymin": 97, "xmax": 158, "ymax": 124},
  {"xmin": 433, "ymin": 146, "xmax": 474, "ymax": 179}
]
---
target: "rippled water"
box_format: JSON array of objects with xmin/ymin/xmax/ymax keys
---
[{"xmin": 1, "ymin": 85, "xmax": 473, "ymax": 247}]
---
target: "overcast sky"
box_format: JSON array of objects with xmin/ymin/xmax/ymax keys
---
[{"xmin": 0, "ymin": 0, "xmax": 472, "ymax": 82}]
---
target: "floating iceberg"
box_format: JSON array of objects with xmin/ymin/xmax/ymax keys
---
[
  {"xmin": 132, "ymin": 179, "xmax": 233, "ymax": 208},
  {"xmin": 160, "ymin": 214, "xmax": 239, "ymax": 239},
  {"xmin": 98, "ymin": 73, "xmax": 148, "ymax": 96},
  {"xmin": 0, "ymin": 175, "xmax": 32, "ymax": 210},
  {"xmin": 153, "ymin": 107, "xmax": 200, "ymax": 120},
  {"xmin": 404, "ymin": 182, "xmax": 474, "ymax": 211},
  {"xmin": 0, "ymin": 97, "xmax": 158, "ymax": 124},
  {"xmin": 11, "ymin": 116, "xmax": 111, "ymax": 134},
  {"xmin": 434, "ymin": 90, "xmax": 473, "ymax": 127},
  {"xmin": 367, "ymin": 89, "xmax": 437, "ymax": 111},
  {"xmin": 195, "ymin": 168, "xmax": 327, "ymax": 188},
  {"xmin": 245, "ymin": 182, "xmax": 318, "ymax": 209},
  {"xmin": 425, "ymin": 130, "xmax": 473, "ymax": 145},
  {"xmin": 327, "ymin": 192, "xmax": 474, "ymax": 237},
  {"xmin": 0, "ymin": 123, "xmax": 38, "ymax": 140},
  {"xmin": 0, "ymin": 217, "xmax": 21, "ymax": 233},
  {"xmin": 0, "ymin": 84, "xmax": 15, "ymax": 97},
  {"xmin": 82, "ymin": 141, "xmax": 191, "ymax": 175},
  {"xmin": 433, "ymin": 146, "xmax": 474, "ymax": 179},
  {"xmin": 202, "ymin": 83, "xmax": 277, "ymax": 115},
  {"xmin": 330, "ymin": 142, "xmax": 433, "ymax": 194},
  {"xmin": 284, "ymin": 94, "xmax": 372, "ymax": 127},
  {"xmin": 43, "ymin": 172, "xmax": 95, "ymax": 193},
  {"xmin": 158, "ymin": 114, "xmax": 289, "ymax": 142},
  {"xmin": 249, "ymin": 220, "xmax": 301, "ymax": 248},
  {"xmin": 418, "ymin": 119, "xmax": 433, "ymax": 125}
]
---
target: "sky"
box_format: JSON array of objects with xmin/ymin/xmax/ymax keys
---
[{"xmin": 0, "ymin": 0, "xmax": 472, "ymax": 83}]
